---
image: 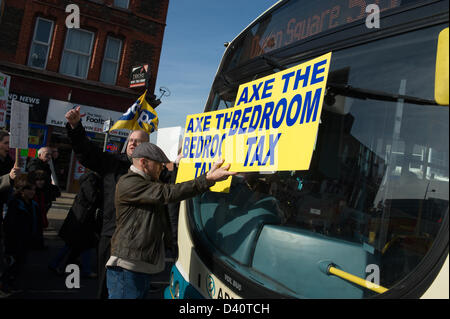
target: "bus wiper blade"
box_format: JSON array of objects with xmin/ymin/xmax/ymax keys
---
[
  {"xmin": 261, "ymin": 55, "xmax": 287, "ymax": 71},
  {"xmin": 219, "ymin": 74, "xmax": 233, "ymax": 88},
  {"xmin": 327, "ymin": 82, "xmax": 438, "ymax": 106}
]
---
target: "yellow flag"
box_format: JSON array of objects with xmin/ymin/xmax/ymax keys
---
[{"xmin": 110, "ymin": 90, "xmax": 158, "ymax": 134}]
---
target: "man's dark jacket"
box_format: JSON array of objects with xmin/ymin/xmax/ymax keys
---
[
  {"xmin": 111, "ymin": 170, "xmax": 214, "ymax": 264},
  {"xmin": 3, "ymin": 195, "xmax": 38, "ymax": 255},
  {"xmin": 59, "ymin": 171, "xmax": 102, "ymax": 250},
  {"xmin": 0, "ymin": 155, "xmax": 14, "ymax": 243},
  {"xmin": 0, "ymin": 155, "xmax": 14, "ymax": 212},
  {"xmin": 66, "ymin": 122, "xmax": 130, "ymax": 237}
]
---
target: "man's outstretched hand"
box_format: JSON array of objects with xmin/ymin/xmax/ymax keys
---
[
  {"xmin": 206, "ymin": 158, "xmax": 237, "ymax": 182},
  {"xmin": 9, "ymin": 167, "xmax": 21, "ymax": 180},
  {"xmin": 65, "ymin": 106, "xmax": 81, "ymax": 129}
]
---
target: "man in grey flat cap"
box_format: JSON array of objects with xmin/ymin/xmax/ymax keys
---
[{"xmin": 106, "ymin": 142, "xmax": 236, "ymax": 299}]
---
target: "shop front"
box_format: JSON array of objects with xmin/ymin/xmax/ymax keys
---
[
  {"xmin": 6, "ymin": 93, "xmax": 129, "ymax": 193},
  {"xmin": 45, "ymin": 98, "xmax": 128, "ymax": 193}
]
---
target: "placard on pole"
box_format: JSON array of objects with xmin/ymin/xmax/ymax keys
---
[{"xmin": 10, "ymin": 100, "xmax": 29, "ymax": 168}]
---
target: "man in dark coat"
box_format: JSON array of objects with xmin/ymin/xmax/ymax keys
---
[
  {"xmin": 65, "ymin": 106, "xmax": 150, "ymax": 299},
  {"xmin": 26, "ymin": 147, "xmax": 52, "ymax": 181},
  {"xmin": 107, "ymin": 143, "xmax": 236, "ymax": 299},
  {"xmin": 2, "ymin": 174, "xmax": 39, "ymax": 292},
  {"xmin": 49, "ymin": 170, "xmax": 102, "ymax": 276},
  {"xmin": 59, "ymin": 170, "xmax": 101, "ymax": 253},
  {"xmin": 0, "ymin": 130, "xmax": 20, "ymax": 206},
  {"xmin": 0, "ymin": 130, "xmax": 20, "ymax": 293}
]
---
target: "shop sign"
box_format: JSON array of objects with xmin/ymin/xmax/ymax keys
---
[
  {"xmin": 105, "ymin": 143, "xmax": 119, "ymax": 153},
  {"xmin": 73, "ymin": 160, "xmax": 86, "ymax": 180},
  {"xmin": 7, "ymin": 92, "xmax": 49, "ymax": 123},
  {"xmin": 46, "ymin": 99, "xmax": 129, "ymax": 137},
  {"xmin": 129, "ymin": 64, "xmax": 149, "ymax": 88}
]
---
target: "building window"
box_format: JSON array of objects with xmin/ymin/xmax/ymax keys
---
[
  {"xmin": 28, "ymin": 18, "xmax": 54, "ymax": 69},
  {"xmin": 0, "ymin": 0, "xmax": 4, "ymax": 23},
  {"xmin": 100, "ymin": 37, "xmax": 122, "ymax": 85},
  {"xmin": 60, "ymin": 28, "xmax": 94, "ymax": 79},
  {"xmin": 114, "ymin": 0, "xmax": 129, "ymax": 9},
  {"xmin": 0, "ymin": 0, "xmax": 4, "ymax": 22}
]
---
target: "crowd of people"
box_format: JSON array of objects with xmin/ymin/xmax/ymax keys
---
[
  {"xmin": 0, "ymin": 133, "xmax": 61, "ymax": 297},
  {"xmin": 0, "ymin": 106, "xmax": 235, "ymax": 299}
]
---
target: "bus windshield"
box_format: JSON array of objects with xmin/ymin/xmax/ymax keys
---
[{"xmin": 189, "ymin": 23, "xmax": 449, "ymax": 298}]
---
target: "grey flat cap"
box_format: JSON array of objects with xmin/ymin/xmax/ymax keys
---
[{"xmin": 131, "ymin": 142, "xmax": 170, "ymax": 163}]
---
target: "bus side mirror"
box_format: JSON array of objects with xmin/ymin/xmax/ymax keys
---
[{"xmin": 435, "ymin": 27, "xmax": 449, "ymax": 106}]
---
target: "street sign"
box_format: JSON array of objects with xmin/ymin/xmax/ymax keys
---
[{"xmin": 103, "ymin": 119, "xmax": 111, "ymax": 132}]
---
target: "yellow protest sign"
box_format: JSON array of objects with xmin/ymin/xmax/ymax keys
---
[{"xmin": 176, "ymin": 52, "xmax": 332, "ymax": 192}]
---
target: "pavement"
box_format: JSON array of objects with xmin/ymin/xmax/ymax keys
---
[{"xmin": 2, "ymin": 192, "xmax": 171, "ymax": 299}]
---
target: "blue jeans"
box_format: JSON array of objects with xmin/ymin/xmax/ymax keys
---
[{"xmin": 106, "ymin": 266, "xmax": 152, "ymax": 299}]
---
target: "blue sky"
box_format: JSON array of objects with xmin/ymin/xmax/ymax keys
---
[{"xmin": 154, "ymin": 0, "xmax": 279, "ymax": 131}]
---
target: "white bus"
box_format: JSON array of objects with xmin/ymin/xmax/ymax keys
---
[{"xmin": 165, "ymin": 0, "xmax": 449, "ymax": 299}]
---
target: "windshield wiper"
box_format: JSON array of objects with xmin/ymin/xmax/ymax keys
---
[
  {"xmin": 327, "ymin": 82, "xmax": 438, "ymax": 106},
  {"xmin": 261, "ymin": 54, "xmax": 287, "ymax": 71},
  {"xmin": 219, "ymin": 73, "xmax": 233, "ymax": 89}
]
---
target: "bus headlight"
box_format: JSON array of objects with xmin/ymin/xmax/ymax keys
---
[
  {"xmin": 170, "ymin": 272, "xmax": 174, "ymax": 288},
  {"xmin": 174, "ymin": 282, "xmax": 180, "ymax": 299}
]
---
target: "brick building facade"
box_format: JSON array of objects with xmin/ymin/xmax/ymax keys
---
[{"xmin": 0, "ymin": 0, "xmax": 169, "ymax": 192}]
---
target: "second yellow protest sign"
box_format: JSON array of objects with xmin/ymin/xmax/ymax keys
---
[{"xmin": 176, "ymin": 52, "xmax": 332, "ymax": 192}]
